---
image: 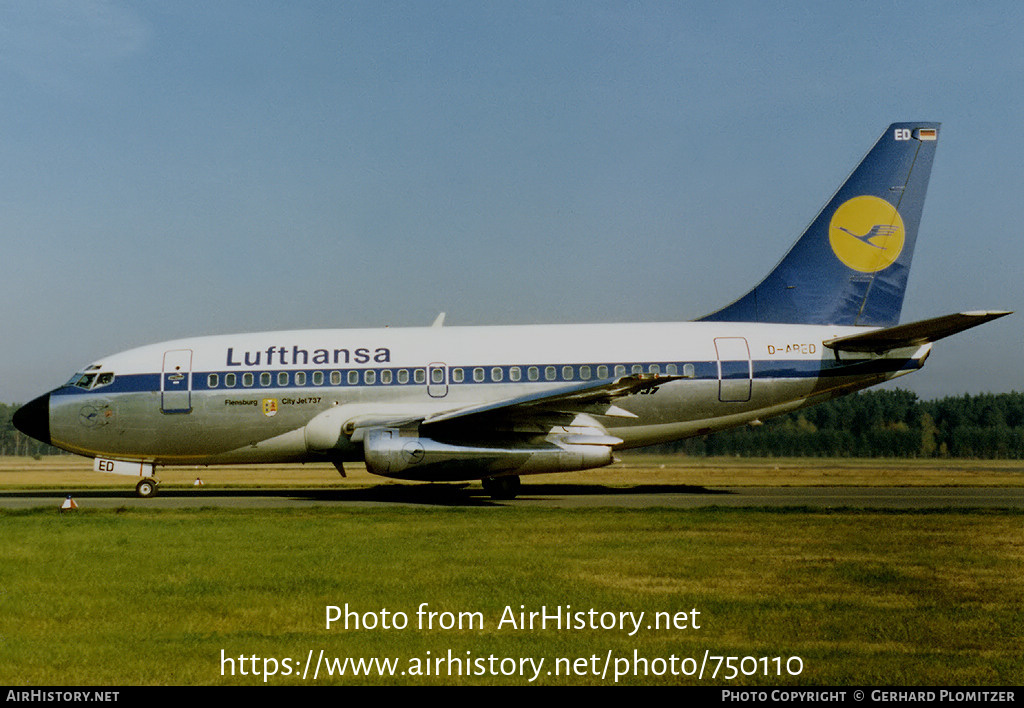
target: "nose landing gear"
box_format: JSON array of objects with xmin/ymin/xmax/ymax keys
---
[{"xmin": 135, "ymin": 478, "xmax": 160, "ymax": 498}]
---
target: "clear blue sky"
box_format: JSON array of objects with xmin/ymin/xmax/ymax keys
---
[{"xmin": 1, "ymin": 1, "xmax": 1021, "ymax": 402}]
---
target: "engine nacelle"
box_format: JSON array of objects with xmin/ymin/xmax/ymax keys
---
[{"xmin": 362, "ymin": 428, "xmax": 614, "ymax": 481}]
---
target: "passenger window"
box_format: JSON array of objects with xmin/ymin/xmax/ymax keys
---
[
  {"xmin": 347, "ymin": 370, "xmax": 359, "ymax": 385},
  {"xmin": 380, "ymin": 370, "xmax": 392, "ymax": 385},
  {"xmin": 649, "ymin": 364, "xmax": 660, "ymax": 375},
  {"xmin": 451, "ymin": 368, "xmax": 464, "ymax": 383},
  {"xmin": 473, "ymin": 368, "xmax": 485, "ymax": 382},
  {"xmin": 491, "ymin": 367, "xmax": 503, "ymax": 382},
  {"xmin": 562, "ymin": 365, "xmax": 573, "ymax": 380},
  {"xmin": 295, "ymin": 371, "xmax": 307, "ymax": 386},
  {"xmin": 364, "ymin": 370, "xmax": 376, "ymax": 385},
  {"xmin": 208, "ymin": 374, "xmax": 219, "ymax": 388},
  {"xmin": 528, "ymin": 366, "xmax": 539, "ymax": 381},
  {"xmin": 579, "ymin": 366, "xmax": 591, "ymax": 380},
  {"xmin": 312, "ymin": 371, "xmax": 324, "ymax": 386},
  {"xmin": 330, "ymin": 371, "xmax": 341, "ymax": 386},
  {"xmin": 243, "ymin": 373, "xmax": 254, "ymax": 387},
  {"xmin": 260, "ymin": 372, "xmax": 272, "ymax": 386},
  {"xmin": 631, "ymin": 364, "xmax": 643, "ymax": 374},
  {"xmin": 225, "ymin": 373, "xmax": 237, "ymax": 388},
  {"xmin": 597, "ymin": 365, "xmax": 609, "ymax": 379},
  {"xmin": 683, "ymin": 363, "xmax": 695, "ymax": 378},
  {"xmin": 397, "ymin": 369, "xmax": 410, "ymax": 384},
  {"xmin": 432, "ymin": 368, "xmax": 445, "ymax": 384},
  {"xmin": 614, "ymin": 365, "xmax": 626, "ymax": 377},
  {"xmin": 545, "ymin": 366, "xmax": 556, "ymax": 381},
  {"xmin": 278, "ymin": 372, "xmax": 289, "ymax": 386},
  {"xmin": 509, "ymin": 367, "xmax": 521, "ymax": 382},
  {"xmin": 414, "ymin": 369, "xmax": 426, "ymax": 384},
  {"xmin": 666, "ymin": 364, "xmax": 678, "ymax": 376}
]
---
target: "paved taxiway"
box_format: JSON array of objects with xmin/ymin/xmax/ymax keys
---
[{"xmin": 2, "ymin": 485, "xmax": 1023, "ymax": 509}]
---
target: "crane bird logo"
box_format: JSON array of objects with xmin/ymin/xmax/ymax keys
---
[{"xmin": 828, "ymin": 195, "xmax": 905, "ymax": 272}]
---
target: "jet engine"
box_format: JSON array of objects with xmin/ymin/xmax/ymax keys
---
[{"xmin": 361, "ymin": 427, "xmax": 615, "ymax": 481}]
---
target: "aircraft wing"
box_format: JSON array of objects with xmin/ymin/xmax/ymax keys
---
[
  {"xmin": 344, "ymin": 374, "xmax": 684, "ymax": 483},
  {"xmin": 823, "ymin": 310, "xmax": 1011, "ymax": 353},
  {"xmin": 337, "ymin": 374, "xmax": 677, "ymax": 444},
  {"xmin": 421, "ymin": 373, "xmax": 673, "ymax": 430}
]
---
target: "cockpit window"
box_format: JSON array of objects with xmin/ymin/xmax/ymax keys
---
[
  {"xmin": 68, "ymin": 372, "xmax": 115, "ymax": 390},
  {"xmin": 72, "ymin": 373, "xmax": 96, "ymax": 389}
]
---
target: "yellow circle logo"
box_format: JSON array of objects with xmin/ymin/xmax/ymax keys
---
[{"xmin": 828, "ymin": 196, "xmax": 905, "ymax": 272}]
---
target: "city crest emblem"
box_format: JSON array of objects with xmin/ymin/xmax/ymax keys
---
[{"xmin": 262, "ymin": 398, "xmax": 279, "ymax": 417}]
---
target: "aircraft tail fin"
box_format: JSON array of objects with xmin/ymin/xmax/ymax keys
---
[{"xmin": 700, "ymin": 123, "xmax": 940, "ymax": 327}]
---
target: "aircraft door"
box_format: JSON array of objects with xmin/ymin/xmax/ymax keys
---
[
  {"xmin": 161, "ymin": 349, "xmax": 194, "ymax": 414},
  {"xmin": 714, "ymin": 337, "xmax": 752, "ymax": 403},
  {"xmin": 427, "ymin": 362, "xmax": 448, "ymax": 398}
]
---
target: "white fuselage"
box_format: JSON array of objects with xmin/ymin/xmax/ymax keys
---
[{"xmin": 47, "ymin": 320, "xmax": 927, "ymax": 474}]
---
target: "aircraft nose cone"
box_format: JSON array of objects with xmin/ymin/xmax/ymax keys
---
[{"xmin": 13, "ymin": 394, "xmax": 51, "ymax": 446}]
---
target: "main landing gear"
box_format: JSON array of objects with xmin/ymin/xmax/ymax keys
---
[
  {"xmin": 135, "ymin": 478, "xmax": 160, "ymax": 498},
  {"xmin": 481, "ymin": 475, "xmax": 521, "ymax": 500}
]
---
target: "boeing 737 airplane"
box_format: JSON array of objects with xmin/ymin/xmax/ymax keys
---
[{"xmin": 13, "ymin": 122, "xmax": 1010, "ymax": 498}]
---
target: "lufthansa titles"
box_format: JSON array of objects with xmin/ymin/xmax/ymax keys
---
[{"xmin": 226, "ymin": 345, "xmax": 391, "ymax": 367}]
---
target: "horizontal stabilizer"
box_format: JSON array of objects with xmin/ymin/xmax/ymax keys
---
[{"xmin": 823, "ymin": 311, "xmax": 1011, "ymax": 353}]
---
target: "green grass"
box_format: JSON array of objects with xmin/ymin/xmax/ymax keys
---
[{"xmin": 1, "ymin": 507, "xmax": 1021, "ymax": 685}]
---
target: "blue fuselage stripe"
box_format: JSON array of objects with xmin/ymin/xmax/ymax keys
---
[{"xmin": 50, "ymin": 357, "xmax": 920, "ymax": 398}]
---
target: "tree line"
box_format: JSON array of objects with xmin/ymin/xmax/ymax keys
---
[
  {"xmin": 3, "ymin": 390, "xmax": 1024, "ymax": 459},
  {"xmin": 651, "ymin": 389, "xmax": 1024, "ymax": 459},
  {"xmin": 0, "ymin": 403, "xmax": 59, "ymax": 457}
]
